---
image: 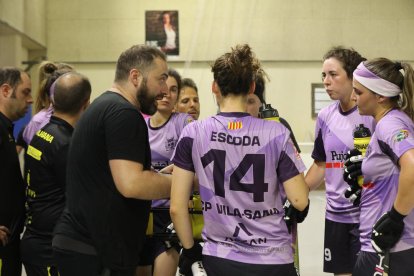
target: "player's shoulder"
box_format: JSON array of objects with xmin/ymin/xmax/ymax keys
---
[
  {"xmin": 376, "ymin": 110, "xmax": 413, "ymax": 137},
  {"xmin": 172, "ymin": 112, "xmax": 194, "ymax": 124},
  {"xmin": 317, "ymin": 101, "xmax": 338, "ymax": 120}
]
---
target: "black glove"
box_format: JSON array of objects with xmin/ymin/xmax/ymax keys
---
[
  {"xmin": 163, "ymin": 222, "xmax": 180, "ymax": 249},
  {"xmin": 178, "ymin": 243, "xmax": 203, "ymax": 276},
  {"xmin": 343, "ymin": 149, "xmax": 363, "ymax": 206},
  {"xmin": 343, "ymin": 149, "xmax": 363, "ymax": 182},
  {"xmin": 283, "ymin": 199, "xmax": 310, "ymax": 233},
  {"xmin": 371, "ymin": 206, "xmax": 406, "ymax": 253}
]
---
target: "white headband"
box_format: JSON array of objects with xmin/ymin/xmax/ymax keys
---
[{"xmin": 353, "ymin": 62, "xmax": 401, "ymax": 97}]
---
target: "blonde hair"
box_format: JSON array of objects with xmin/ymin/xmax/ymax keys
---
[
  {"xmin": 364, "ymin": 58, "xmax": 414, "ymax": 121},
  {"xmin": 34, "ymin": 61, "xmax": 74, "ymax": 113}
]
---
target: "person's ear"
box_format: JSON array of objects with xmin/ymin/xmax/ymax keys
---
[
  {"xmin": 0, "ymin": 83, "xmax": 12, "ymax": 98},
  {"xmin": 83, "ymin": 99, "xmax": 91, "ymax": 111},
  {"xmin": 211, "ymin": 81, "xmax": 220, "ymax": 96},
  {"xmin": 130, "ymin": 69, "xmax": 142, "ymax": 87},
  {"xmin": 248, "ymin": 81, "xmax": 256, "ymax": 95},
  {"xmin": 376, "ymin": 94, "xmax": 387, "ymax": 104}
]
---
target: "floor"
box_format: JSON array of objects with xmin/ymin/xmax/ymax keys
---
[{"xmin": 298, "ymin": 190, "xmax": 331, "ymax": 276}]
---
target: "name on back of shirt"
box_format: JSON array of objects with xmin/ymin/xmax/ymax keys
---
[{"xmin": 210, "ymin": 131, "xmax": 260, "ymax": 146}]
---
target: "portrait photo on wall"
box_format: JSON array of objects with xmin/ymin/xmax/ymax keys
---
[{"xmin": 145, "ymin": 10, "xmax": 179, "ymax": 56}]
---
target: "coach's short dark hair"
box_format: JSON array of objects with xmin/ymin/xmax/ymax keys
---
[{"xmin": 115, "ymin": 45, "xmax": 166, "ymax": 82}]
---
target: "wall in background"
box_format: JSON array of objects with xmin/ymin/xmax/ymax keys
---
[{"xmin": 1, "ymin": 0, "xmax": 414, "ymax": 142}]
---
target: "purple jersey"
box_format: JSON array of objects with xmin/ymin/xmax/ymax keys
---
[
  {"xmin": 23, "ymin": 106, "xmax": 53, "ymax": 145},
  {"xmin": 146, "ymin": 112, "xmax": 193, "ymax": 207},
  {"xmin": 172, "ymin": 112, "xmax": 306, "ymax": 265},
  {"xmin": 360, "ymin": 109, "xmax": 414, "ymax": 252},
  {"xmin": 312, "ymin": 102, "xmax": 375, "ymax": 223}
]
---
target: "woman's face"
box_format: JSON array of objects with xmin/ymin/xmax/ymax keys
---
[
  {"xmin": 246, "ymin": 94, "xmax": 262, "ymax": 117},
  {"xmin": 352, "ymin": 79, "xmax": 378, "ymax": 117},
  {"xmin": 156, "ymin": 75, "xmax": 178, "ymax": 113},
  {"xmin": 176, "ymin": 86, "xmax": 200, "ymax": 120},
  {"xmin": 322, "ymin": 57, "xmax": 354, "ymax": 102},
  {"xmin": 163, "ymin": 13, "xmax": 171, "ymax": 24}
]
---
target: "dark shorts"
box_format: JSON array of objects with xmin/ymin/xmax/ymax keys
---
[
  {"xmin": 323, "ymin": 218, "xmax": 360, "ymax": 274},
  {"xmin": 354, "ymin": 248, "xmax": 414, "ymax": 276},
  {"xmin": 138, "ymin": 211, "xmax": 180, "ymax": 266},
  {"xmin": 203, "ymin": 255, "xmax": 297, "ymax": 276}
]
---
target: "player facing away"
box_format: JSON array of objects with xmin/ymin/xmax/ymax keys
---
[{"xmin": 170, "ymin": 44, "xmax": 309, "ymax": 276}]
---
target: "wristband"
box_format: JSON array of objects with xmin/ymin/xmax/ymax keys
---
[
  {"xmin": 182, "ymin": 243, "xmax": 201, "ymax": 256},
  {"xmin": 389, "ymin": 206, "xmax": 406, "ymax": 222}
]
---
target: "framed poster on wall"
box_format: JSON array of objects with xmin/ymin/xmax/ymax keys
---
[
  {"xmin": 145, "ymin": 10, "xmax": 179, "ymax": 56},
  {"xmin": 311, "ymin": 83, "xmax": 332, "ymax": 118}
]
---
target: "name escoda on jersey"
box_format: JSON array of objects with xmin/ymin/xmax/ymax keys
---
[{"xmin": 211, "ymin": 131, "xmax": 260, "ymax": 146}]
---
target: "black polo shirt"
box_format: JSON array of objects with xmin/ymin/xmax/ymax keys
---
[{"xmin": 0, "ymin": 112, "xmax": 25, "ymax": 248}]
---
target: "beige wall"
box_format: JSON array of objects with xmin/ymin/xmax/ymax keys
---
[
  {"xmin": 0, "ymin": 0, "xmax": 46, "ymax": 68},
  {"xmin": 46, "ymin": 0, "xmax": 414, "ymax": 62},
  {"xmin": 2, "ymin": 0, "xmax": 414, "ymax": 143}
]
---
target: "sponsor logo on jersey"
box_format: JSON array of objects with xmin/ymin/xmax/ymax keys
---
[
  {"xmin": 35, "ymin": 129, "xmax": 54, "ymax": 143},
  {"xmin": 27, "ymin": 145, "xmax": 42, "ymax": 161},
  {"xmin": 216, "ymin": 203, "xmax": 279, "ymax": 220},
  {"xmin": 165, "ymin": 136, "xmax": 177, "ymax": 152},
  {"xmin": 394, "ymin": 129, "xmax": 409, "ymax": 142},
  {"xmin": 325, "ymin": 150, "xmax": 347, "ymax": 168},
  {"xmin": 362, "ymin": 182, "xmax": 374, "ymax": 189},
  {"xmin": 224, "ymin": 222, "xmax": 268, "ymax": 246},
  {"xmin": 330, "ymin": 151, "xmax": 347, "ymax": 161},
  {"xmin": 227, "ymin": 121, "xmax": 242, "ymax": 130},
  {"xmin": 325, "ymin": 162, "xmax": 344, "ymax": 169}
]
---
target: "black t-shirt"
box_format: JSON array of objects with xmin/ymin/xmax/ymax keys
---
[
  {"xmin": 25, "ymin": 116, "xmax": 72, "ymax": 235},
  {"xmin": 21, "ymin": 116, "xmax": 73, "ymax": 264},
  {"xmin": 0, "ymin": 112, "xmax": 25, "ymax": 251},
  {"xmin": 54, "ymin": 92, "xmax": 152, "ymax": 270}
]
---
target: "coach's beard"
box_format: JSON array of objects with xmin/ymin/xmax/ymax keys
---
[{"xmin": 137, "ymin": 79, "xmax": 158, "ymax": 116}]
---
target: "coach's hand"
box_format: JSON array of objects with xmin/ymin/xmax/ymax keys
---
[
  {"xmin": 0, "ymin": 225, "xmax": 10, "ymax": 246},
  {"xmin": 371, "ymin": 206, "xmax": 405, "ymax": 253},
  {"xmin": 178, "ymin": 243, "xmax": 203, "ymax": 276}
]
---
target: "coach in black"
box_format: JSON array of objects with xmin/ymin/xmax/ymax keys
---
[
  {"xmin": 53, "ymin": 45, "xmax": 172, "ymax": 276},
  {"xmin": 21, "ymin": 72, "xmax": 91, "ymax": 276},
  {"xmin": 0, "ymin": 67, "xmax": 32, "ymax": 276}
]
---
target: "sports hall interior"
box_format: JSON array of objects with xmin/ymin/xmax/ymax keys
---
[{"xmin": 1, "ymin": 1, "xmax": 413, "ymax": 275}]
